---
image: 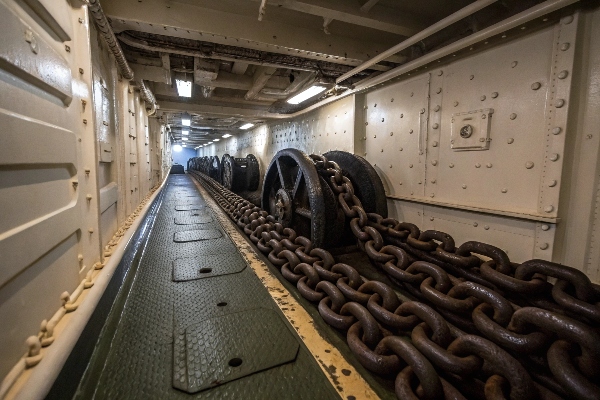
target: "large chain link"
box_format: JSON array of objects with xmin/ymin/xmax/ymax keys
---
[{"xmin": 189, "ymin": 160, "xmax": 600, "ymax": 400}]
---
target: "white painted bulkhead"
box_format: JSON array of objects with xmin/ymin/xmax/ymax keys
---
[{"xmin": 0, "ymin": 0, "xmax": 169, "ymax": 390}]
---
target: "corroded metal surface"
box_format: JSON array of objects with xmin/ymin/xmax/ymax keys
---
[{"xmin": 190, "ymin": 150, "xmax": 600, "ymax": 400}]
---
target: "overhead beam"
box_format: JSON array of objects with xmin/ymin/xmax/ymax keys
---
[
  {"xmin": 231, "ymin": 62, "xmax": 249, "ymax": 75},
  {"xmin": 245, "ymin": 66, "xmax": 277, "ymax": 100},
  {"xmin": 360, "ymin": 0, "xmax": 380, "ymax": 13},
  {"xmin": 160, "ymin": 53, "xmax": 171, "ymax": 83},
  {"xmin": 256, "ymin": 0, "xmax": 423, "ymax": 36},
  {"xmin": 102, "ymin": 0, "xmax": 404, "ymax": 67},
  {"xmin": 158, "ymin": 100, "xmax": 283, "ymax": 119},
  {"xmin": 130, "ymin": 63, "xmax": 170, "ymax": 84}
]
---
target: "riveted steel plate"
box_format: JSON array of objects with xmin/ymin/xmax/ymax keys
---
[
  {"xmin": 174, "ymin": 229, "xmax": 222, "ymax": 242},
  {"xmin": 173, "ymin": 309, "xmax": 299, "ymax": 393},
  {"xmin": 172, "ymin": 253, "xmax": 246, "ymax": 281},
  {"xmin": 175, "ymin": 204, "xmax": 206, "ymax": 211},
  {"xmin": 174, "ymin": 214, "xmax": 213, "ymax": 225}
]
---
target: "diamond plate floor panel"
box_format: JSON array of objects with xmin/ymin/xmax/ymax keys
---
[
  {"xmin": 172, "ymin": 253, "xmax": 246, "ymax": 281},
  {"xmin": 76, "ymin": 175, "xmax": 339, "ymax": 400},
  {"xmin": 173, "ymin": 308, "xmax": 299, "ymax": 393}
]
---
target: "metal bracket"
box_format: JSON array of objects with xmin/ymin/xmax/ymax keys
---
[{"xmin": 451, "ymin": 108, "xmax": 493, "ymax": 151}]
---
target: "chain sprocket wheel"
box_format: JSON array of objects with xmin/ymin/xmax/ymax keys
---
[
  {"xmin": 209, "ymin": 155, "xmax": 221, "ymax": 183},
  {"xmin": 221, "ymin": 154, "xmax": 235, "ymax": 190},
  {"xmin": 262, "ymin": 148, "xmax": 343, "ymax": 248},
  {"xmin": 245, "ymin": 154, "xmax": 260, "ymax": 191},
  {"xmin": 324, "ymin": 151, "xmax": 388, "ymax": 217}
]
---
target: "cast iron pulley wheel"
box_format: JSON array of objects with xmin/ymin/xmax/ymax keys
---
[
  {"xmin": 222, "ymin": 154, "xmax": 261, "ymax": 192},
  {"xmin": 245, "ymin": 154, "xmax": 260, "ymax": 191},
  {"xmin": 221, "ymin": 154, "xmax": 236, "ymax": 190},
  {"xmin": 323, "ymin": 151, "xmax": 388, "ymax": 217},
  {"xmin": 262, "ymin": 148, "xmax": 343, "ymax": 248},
  {"xmin": 209, "ymin": 156, "xmax": 221, "ymax": 182}
]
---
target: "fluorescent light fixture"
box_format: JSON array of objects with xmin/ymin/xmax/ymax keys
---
[
  {"xmin": 222, "ymin": 134, "xmax": 232, "ymax": 138},
  {"xmin": 182, "ymin": 144, "xmax": 186, "ymax": 147},
  {"xmin": 176, "ymin": 79, "xmax": 192, "ymax": 97},
  {"xmin": 173, "ymin": 144, "xmax": 182, "ymax": 152},
  {"xmin": 287, "ymin": 85, "xmax": 326, "ymax": 104},
  {"xmin": 240, "ymin": 123, "xmax": 254, "ymax": 130},
  {"xmin": 207, "ymin": 141, "xmax": 213, "ymax": 145},
  {"xmin": 213, "ymin": 139, "xmax": 220, "ymax": 142},
  {"xmin": 182, "ymin": 137, "xmax": 188, "ymax": 141},
  {"xmin": 182, "ymin": 130, "xmax": 189, "ymax": 135},
  {"xmin": 182, "ymin": 118, "xmax": 191, "ymax": 126}
]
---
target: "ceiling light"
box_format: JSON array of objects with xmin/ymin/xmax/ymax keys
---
[
  {"xmin": 182, "ymin": 130, "xmax": 189, "ymax": 135},
  {"xmin": 287, "ymin": 85, "xmax": 326, "ymax": 104},
  {"xmin": 222, "ymin": 134, "xmax": 232, "ymax": 138},
  {"xmin": 173, "ymin": 144, "xmax": 182, "ymax": 152},
  {"xmin": 182, "ymin": 118, "xmax": 190, "ymax": 127},
  {"xmin": 240, "ymin": 123, "xmax": 254, "ymax": 130},
  {"xmin": 182, "ymin": 137, "xmax": 188, "ymax": 141},
  {"xmin": 182, "ymin": 144, "xmax": 186, "ymax": 147},
  {"xmin": 176, "ymin": 79, "xmax": 192, "ymax": 97},
  {"xmin": 207, "ymin": 141, "xmax": 213, "ymax": 144},
  {"xmin": 213, "ymin": 139, "xmax": 220, "ymax": 142}
]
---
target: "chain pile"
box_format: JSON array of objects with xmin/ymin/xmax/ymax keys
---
[{"xmin": 189, "ymin": 154, "xmax": 600, "ymax": 400}]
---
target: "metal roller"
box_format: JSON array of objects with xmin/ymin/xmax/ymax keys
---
[
  {"xmin": 261, "ymin": 148, "xmax": 344, "ymax": 248},
  {"xmin": 221, "ymin": 154, "xmax": 261, "ymax": 192},
  {"xmin": 208, "ymin": 156, "xmax": 221, "ymax": 182}
]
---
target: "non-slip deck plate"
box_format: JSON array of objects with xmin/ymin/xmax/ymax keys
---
[
  {"xmin": 174, "ymin": 214, "xmax": 213, "ymax": 225},
  {"xmin": 173, "ymin": 309, "xmax": 299, "ymax": 393},
  {"xmin": 76, "ymin": 175, "xmax": 339, "ymax": 400},
  {"xmin": 172, "ymin": 253, "xmax": 246, "ymax": 281},
  {"xmin": 175, "ymin": 205, "xmax": 206, "ymax": 211},
  {"xmin": 174, "ymin": 229, "xmax": 222, "ymax": 242}
]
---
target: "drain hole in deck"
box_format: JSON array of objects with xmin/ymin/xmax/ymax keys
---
[
  {"xmin": 228, "ymin": 358, "xmax": 243, "ymax": 367},
  {"xmin": 199, "ymin": 267, "xmax": 212, "ymax": 273},
  {"xmin": 217, "ymin": 302, "xmax": 227, "ymax": 307}
]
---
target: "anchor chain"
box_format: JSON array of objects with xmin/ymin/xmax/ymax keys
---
[{"xmin": 189, "ymin": 155, "xmax": 600, "ymax": 400}]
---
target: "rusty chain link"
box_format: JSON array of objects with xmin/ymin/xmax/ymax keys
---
[{"xmin": 189, "ymin": 155, "xmax": 600, "ymax": 400}]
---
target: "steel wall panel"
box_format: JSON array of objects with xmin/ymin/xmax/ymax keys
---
[
  {"xmin": 0, "ymin": 2, "xmax": 72, "ymax": 105},
  {"xmin": 0, "ymin": 0, "xmax": 99, "ymax": 379},
  {"xmin": 436, "ymin": 27, "xmax": 561, "ymax": 217},
  {"xmin": 363, "ymin": 75, "xmax": 430, "ymax": 198},
  {"xmin": 206, "ymin": 95, "xmax": 355, "ymax": 184}
]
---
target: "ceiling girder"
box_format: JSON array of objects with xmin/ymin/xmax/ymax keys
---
[
  {"xmin": 256, "ymin": 0, "xmax": 423, "ymax": 36},
  {"xmin": 102, "ymin": 0, "xmax": 404, "ymax": 67},
  {"xmin": 245, "ymin": 66, "xmax": 277, "ymax": 100}
]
